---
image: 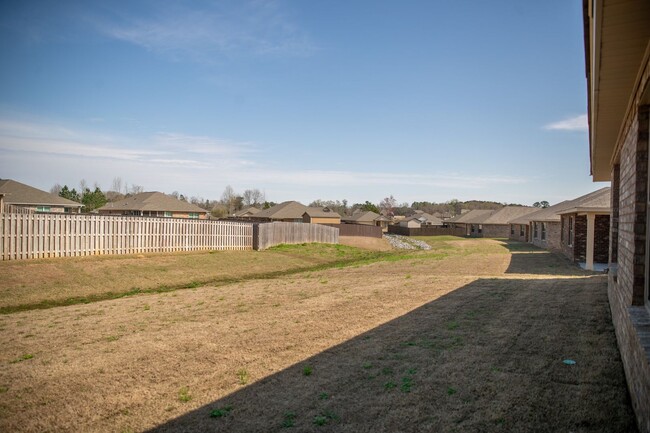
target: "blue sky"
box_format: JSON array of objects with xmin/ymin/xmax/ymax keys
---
[{"xmin": 0, "ymin": 0, "xmax": 606, "ymax": 205}]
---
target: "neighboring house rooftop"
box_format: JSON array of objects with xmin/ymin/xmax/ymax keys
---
[
  {"xmin": 303, "ymin": 207, "xmax": 341, "ymax": 218},
  {"xmin": 482, "ymin": 206, "xmax": 538, "ymax": 225},
  {"xmin": 254, "ymin": 201, "xmax": 308, "ymax": 220},
  {"xmin": 446, "ymin": 209, "xmax": 496, "ymax": 224},
  {"xmin": 98, "ymin": 192, "xmax": 207, "ymax": 213},
  {"xmin": 233, "ymin": 206, "xmax": 261, "ymax": 217},
  {"xmin": 556, "ymin": 187, "xmax": 611, "ymax": 215},
  {"xmin": 404, "ymin": 212, "xmax": 443, "ymax": 225},
  {"xmin": 510, "ymin": 187, "xmax": 611, "ymax": 224},
  {"xmin": 344, "ymin": 211, "xmax": 384, "ymax": 223},
  {"xmin": 0, "ymin": 179, "xmax": 83, "ymax": 208}
]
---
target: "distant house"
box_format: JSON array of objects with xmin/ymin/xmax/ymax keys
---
[
  {"xmin": 557, "ymin": 188, "xmax": 611, "ymax": 270},
  {"xmin": 446, "ymin": 207, "xmax": 537, "ymax": 237},
  {"xmin": 399, "ymin": 212, "xmax": 443, "ymax": 228},
  {"xmin": 507, "ymin": 188, "xmax": 611, "ymax": 269},
  {"xmin": 0, "ymin": 179, "xmax": 83, "ymax": 213},
  {"xmin": 343, "ymin": 210, "xmax": 391, "ymax": 232},
  {"xmin": 509, "ymin": 201, "xmax": 572, "ymax": 247},
  {"xmin": 232, "ymin": 206, "xmax": 261, "ymax": 218},
  {"xmin": 302, "ymin": 207, "xmax": 341, "ymax": 225},
  {"xmin": 97, "ymin": 192, "xmax": 208, "ymax": 219},
  {"xmin": 252, "ymin": 201, "xmax": 308, "ymax": 222}
]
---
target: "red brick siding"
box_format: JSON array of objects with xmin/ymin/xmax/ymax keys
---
[
  {"xmin": 531, "ymin": 221, "xmax": 561, "ymax": 251},
  {"xmin": 508, "ymin": 224, "xmax": 528, "ymax": 242}
]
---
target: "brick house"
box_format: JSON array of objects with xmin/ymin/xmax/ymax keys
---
[
  {"xmin": 0, "ymin": 179, "xmax": 83, "ymax": 213},
  {"xmin": 447, "ymin": 207, "xmax": 537, "ymax": 238},
  {"xmin": 509, "ymin": 188, "xmax": 611, "ymax": 266},
  {"xmin": 252, "ymin": 201, "xmax": 308, "ymax": 222},
  {"xmin": 341, "ymin": 210, "xmax": 391, "ymax": 232},
  {"xmin": 557, "ymin": 188, "xmax": 611, "ymax": 270},
  {"xmin": 583, "ymin": 0, "xmax": 650, "ymax": 430},
  {"xmin": 97, "ymin": 192, "xmax": 208, "ymax": 219}
]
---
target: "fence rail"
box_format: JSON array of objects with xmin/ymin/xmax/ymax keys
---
[
  {"xmin": 253, "ymin": 222, "xmax": 339, "ymax": 250},
  {"xmin": 1, "ymin": 213, "xmax": 253, "ymax": 260}
]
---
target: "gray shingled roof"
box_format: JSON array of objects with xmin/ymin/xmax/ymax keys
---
[
  {"xmin": 446, "ymin": 209, "xmax": 496, "ymax": 224},
  {"xmin": 510, "ymin": 187, "xmax": 611, "ymax": 224},
  {"xmin": 233, "ymin": 206, "xmax": 261, "ymax": 217},
  {"xmin": 98, "ymin": 192, "xmax": 207, "ymax": 213},
  {"xmin": 556, "ymin": 187, "xmax": 611, "ymax": 215},
  {"xmin": 344, "ymin": 211, "xmax": 380, "ymax": 223},
  {"xmin": 254, "ymin": 201, "xmax": 308, "ymax": 220},
  {"xmin": 482, "ymin": 206, "xmax": 538, "ymax": 225},
  {"xmin": 0, "ymin": 179, "xmax": 83, "ymax": 208}
]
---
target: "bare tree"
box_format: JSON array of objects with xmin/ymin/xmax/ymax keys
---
[
  {"xmin": 50, "ymin": 183, "xmax": 62, "ymax": 196},
  {"xmin": 242, "ymin": 189, "xmax": 265, "ymax": 207},
  {"xmin": 111, "ymin": 177, "xmax": 123, "ymax": 193},
  {"xmin": 130, "ymin": 184, "xmax": 144, "ymax": 195},
  {"xmin": 379, "ymin": 195, "xmax": 398, "ymax": 216},
  {"xmin": 221, "ymin": 185, "xmax": 237, "ymax": 214}
]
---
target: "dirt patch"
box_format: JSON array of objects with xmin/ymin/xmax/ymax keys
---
[
  {"xmin": 338, "ymin": 236, "xmax": 393, "ymax": 251},
  {"xmin": 0, "ymin": 240, "xmax": 636, "ymax": 432}
]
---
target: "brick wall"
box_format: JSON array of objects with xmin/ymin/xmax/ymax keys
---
[
  {"xmin": 479, "ymin": 224, "xmax": 510, "ymax": 238},
  {"xmin": 531, "ymin": 221, "xmax": 562, "ymax": 251},
  {"xmin": 508, "ymin": 224, "xmax": 528, "ymax": 242},
  {"xmin": 609, "ymin": 102, "xmax": 650, "ymax": 432},
  {"xmin": 594, "ymin": 215, "xmax": 610, "ymax": 263}
]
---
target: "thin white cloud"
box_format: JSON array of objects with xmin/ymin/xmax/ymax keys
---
[
  {"xmin": 544, "ymin": 114, "xmax": 588, "ymax": 131},
  {"xmin": 93, "ymin": 1, "xmax": 314, "ymax": 62}
]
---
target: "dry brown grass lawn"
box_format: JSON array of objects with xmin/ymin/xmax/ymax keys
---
[{"xmin": 0, "ymin": 238, "xmax": 637, "ymax": 433}]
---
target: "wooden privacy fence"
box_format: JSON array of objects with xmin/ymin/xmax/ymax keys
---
[
  {"xmin": 253, "ymin": 222, "xmax": 339, "ymax": 250},
  {"xmin": 387, "ymin": 225, "xmax": 466, "ymax": 237},
  {"xmin": 0, "ymin": 213, "xmax": 253, "ymax": 260},
  {"xmin": 331, "ymin": 223, "xmax": 383, "ymax": 238}
]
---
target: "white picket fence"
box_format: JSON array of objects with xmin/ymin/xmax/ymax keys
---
[{"xmin": 0, "ymin": 213, "xmax": 253, "ymax": 260}]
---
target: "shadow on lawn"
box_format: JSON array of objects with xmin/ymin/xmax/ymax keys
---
[
  {"xmin": 499, "ymin": 240, "xmax": 590, "ymax": 276},
  {"xmin": 147, "ymin": 273, "xmax": 635, "ymax": 433}
]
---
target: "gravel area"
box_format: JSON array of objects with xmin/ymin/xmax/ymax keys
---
[{"xmin": 383, "ymin": 234, "xmax": 432, "ymax": 250}]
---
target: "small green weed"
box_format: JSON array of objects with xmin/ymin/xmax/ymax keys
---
[
  {"xmin": 0, "ymin": 386, "xmax": 8, "ymax": 393},
  {"xmin": 362, "ymin": 362, "xmax": 373, "ymax": 369},
  {"xmin": 282, "ymin": 412, "xmax": 296, "ymax": 428},
  {"xmin": 106, "ymin": 335, "xmax": 120, "ymax": 342},
  {"xmin": 178, "ymin": 386, "xmax": 192, "ymax": 403},
  {"xmin": 313, "ymin": 410, "xmax": 339, "ymax": 426},
  {"xmin": 382, "ymin": 367, "xmax": 394, "ymax": 375},
  {"xmin": 384, "ymin": 381, "xmax": 397, "ymax": 390},
  {"xmin": 143, "ymin": 304, "xmax": 151, "ymax": 311},
  {"xmin": 318, "ymin": 392, "xmax": 329, "ymax": 400},
  {"xmin": 10, "ymin": 354, "xmax": 34, "ymax": 363},
  {"xmin": 401, "ymin": 377, "xmax": 413, "ymax": 393},
  {"xmin": 237, "ymin": 368, "xmax": 249, "ymax": 385},
  {"xmin": 447, "ymin": 387, "xmax": 457, "ymax": 395},
  {"xmin": 210, "ymin": 405, "xmax": 233, "ymax": 418},
  {"xmin": 405, "ymin": 274, "xmax": 412, "ymax": 279},
  {"xmin": 447, "ymin": 321, "xmax": 459, "ymax": 330},
  {"xmin": 302, "ymin": 365, "xmax": 313, "ymax": 376}
]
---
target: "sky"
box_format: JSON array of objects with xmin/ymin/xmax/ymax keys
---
[{"xmin": 0, "ymin": 0, "xmax": 607, "ymax": 206}]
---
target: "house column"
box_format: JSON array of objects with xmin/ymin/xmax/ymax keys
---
[{"xmin": 586, "ymin": 213, "xmax": 595, "ymax": 271}]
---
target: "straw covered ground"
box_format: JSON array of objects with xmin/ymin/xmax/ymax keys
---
[{"xmin": 0, "ymin": 237, "xmax": 637, "ymax": 432}]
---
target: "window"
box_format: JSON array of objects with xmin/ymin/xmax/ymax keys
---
[
  {"xmin": 36, "ymin": 206, "xmax": 50, "ymax": 213},
  {"xmin": 471, "ymin": 224, "xmax": 475, "ymax": 233},
  {"xmin": 164, "ymin": 211, "xmax": 172, "ymax": 218},
  {"xmin": 478, "ymin": 224, "xmax": 483, "ymax": 234},
  {"xmin": 510, "ymin": 224, "xmax": 514, "ymax": 235},
  {"xmin": 189, "ymin": 212, "xmax": 199, "ymax": 219},
  {"xmin": 541, "ymin": 222, "xmax": 546, "ymax": 240},
  {"xmin": 568, "ymin": 216, "xmax": 574, "ymax": 246},
  {"xmin": 520, "ymin": 225, "xmax": 525, "ymax": 236},
  {"xmin": 533, "ymin": 222, "xmax": 538, "ymax": 238}
]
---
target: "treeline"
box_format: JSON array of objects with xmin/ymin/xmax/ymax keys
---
[{"xmin": 49, "ymin": 177, "xmax": 535, "ymax": 218}]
